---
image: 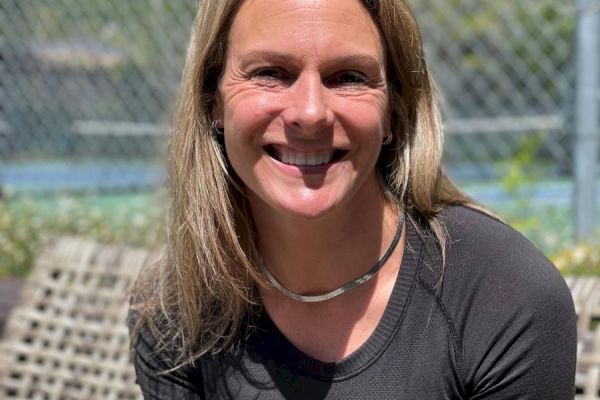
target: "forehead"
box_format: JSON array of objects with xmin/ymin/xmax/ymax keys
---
[{"xmin": 229, "ymin": 0, "xmax": 383, "ymax": 58}]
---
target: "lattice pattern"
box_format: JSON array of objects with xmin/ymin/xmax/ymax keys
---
[
  {"xmin": 566, "ymin": 277, "xmax": 600, "ymax": 334},
  {"xmin": 0, "ymin": 237, "xmax": 159, "ymax": 399},
  {"xmin": 567, "ymin": 277, "xmax": 600, "ymax": 398},
  {"xmin": 578, "ymin": 330, "xmax": 600, "ymax": 398}
]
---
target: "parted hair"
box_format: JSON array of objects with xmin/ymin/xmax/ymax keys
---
[{"xmin": 131, "ymin": 0, "xmax": 473, "ymax": 368}]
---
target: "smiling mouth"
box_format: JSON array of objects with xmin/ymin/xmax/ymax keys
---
[{"xmin": 264, "ymin": 145, "xmax": 347, "ymax": 167}]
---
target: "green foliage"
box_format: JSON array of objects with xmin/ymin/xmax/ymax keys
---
[
  {"xmin": 495, "ymin": 134, "xmax": 600, "ymax": 276},
  {"xmin": 496, "ymin": 133, "xmax": 562, "ymax": 250},
  {"xmin": 500, "ymin": 134, "xmax": 546, "ymax": 195},
  {"xmin": 0, "ymin": 198, "xmax": 39, "ymax": 278},
  {"xmin": 0, "ymin": 192, "xmax": 165, "ymax": 278},
  {"xmin": 552, "ymin": 242, "xmax": 600, "ymax": 276}
]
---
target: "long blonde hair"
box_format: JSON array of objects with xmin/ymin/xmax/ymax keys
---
[{"xmin": 132, "ymin": 0, "xmax": 473, "ymax": 368}]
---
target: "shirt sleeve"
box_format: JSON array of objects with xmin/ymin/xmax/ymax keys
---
[
  {"xmin": 463, "ymin": 266, "xmax": 576, "ymax": 399},
  {"xmin": 441, "ymin": 208, "xmax": 577, "ymax": 399},
  {"xmin": 127, "ymin": 309, "xmax": 205, "ymax": 400}
]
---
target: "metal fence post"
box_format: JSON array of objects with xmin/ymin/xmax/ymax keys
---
[{"xmin": 574, "ymin": 0, "xmax": 600, "ymax": 240}]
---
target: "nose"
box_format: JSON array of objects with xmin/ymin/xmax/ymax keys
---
[{"xmin": 282, "ymin": 72, "xmax": 334, "ymax": 134}]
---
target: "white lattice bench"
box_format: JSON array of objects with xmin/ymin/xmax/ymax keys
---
[
  {"xmin": 565, "ymin": 277, "xmax": 600, "ymax": 335},
  {"xmin": 0, "ymin": 237, "xmax": 159, "ymax": 399},
  {"xmin": 566, "ymin": 276, "xmax": 600, "ymax": 399}
]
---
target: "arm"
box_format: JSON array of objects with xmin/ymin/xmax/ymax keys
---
[{"xmin": 463, "ymin": 268, "xmax": 577, "ymax": 399}]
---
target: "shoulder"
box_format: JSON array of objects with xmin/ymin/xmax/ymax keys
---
[
  {"xmin": 412, "ymin": 204, "xmax": 577, "ymax": 396},
  {"xmin": 422, "ymin": 204, "xmax": 566, "ymax": 293},
  {"xmin": 127, "ymin": 307, "xmax": 203, "ymax": 397},
  {"xmin": 127, "ymin": 307, "xmax": 173, "ymax": 373},
  {"xmin": 438, "ymin": 203, "xmax": 541, "ymax": 259},
  {"xmin": 417, "ymin": 204, "xmax": 574, "ymax": 315}
]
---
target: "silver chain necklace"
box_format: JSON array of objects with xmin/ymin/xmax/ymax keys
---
[{"xmin": 261, "ymin": 212, "xmax": 405, "ymax": 303}]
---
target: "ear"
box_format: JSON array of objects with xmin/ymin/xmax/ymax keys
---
[
  {"xmin": 383, "ymin": 96, "xmax": 393, "ymax": 131},
  {"xmin": 383, "ymin": 110, "xmax": 392, "ymax": 137},
  {"xmin": 212, "ymin": 92, "xmax": 224, "ymax": 126}
]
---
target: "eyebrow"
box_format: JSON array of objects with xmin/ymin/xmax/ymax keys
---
[
  {"xmin": 239, "ymin": 50, "xmax": 297, "ymax": 68},
  {"xmin": 239, "ymin": 50, "xmax": 382, "ymax": 70},
  {"xmin": 328, "ymin": 54, "xmax": 382, "ymax": 69}
]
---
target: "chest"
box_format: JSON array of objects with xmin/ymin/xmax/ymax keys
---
[
  {"xmin": 264, "ymin": 302, "xmax": 386, "ymax": 362},
  {"xmin": 260, "ymin": 270, "xmax": 398, "ymax": 362},
  {"xmin": 199, "ymin": 313, "xmax": 462, "ymax": 400}
]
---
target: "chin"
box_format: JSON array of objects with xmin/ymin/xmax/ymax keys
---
[{"xmin": 266, "ymin": 192, "xmax": 343, "ymax": 221}]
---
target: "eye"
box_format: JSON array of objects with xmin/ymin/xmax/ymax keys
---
[
  {"xmin": 251, "ymin": 67, "xmax": 290, "ymax": 83},
  {"xmin": 328, "ymin": 71, "xmax": 368, "ymax": 86}
]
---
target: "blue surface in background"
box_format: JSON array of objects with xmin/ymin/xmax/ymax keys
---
[
  {"xmin": 0, "ymin": 161, "xmax": 595, "ymax": 207},
  {"xmin": 0, "ymin": 162, "xmax": 165, "ymax": 192}
]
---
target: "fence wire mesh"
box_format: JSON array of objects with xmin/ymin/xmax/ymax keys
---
[
  {"xmin": 1, "ymin": 0, "xmax": 197, "ymax": 192},
  {"xmin": 417, "ymin": 0, "xmax": 575, "ymax": 173},
  {"xmin": 0, "ymin": 0, "xmax": 578, "ymax": 188},
  {"xmin": 0, "ymin": 1, "xmax": 597, "ymax": 252}
]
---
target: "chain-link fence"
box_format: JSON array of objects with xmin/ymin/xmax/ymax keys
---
[
  {"xmin": 0, "ymin": 1, "xmax": 596, "ymax": 235},
  {"xmin": 416, "ymin": 1, "xmax": 574, "ymax": 169},
  {"xmin": 0, "ymin": 0, "xmax": 197, "ymax": 191}
]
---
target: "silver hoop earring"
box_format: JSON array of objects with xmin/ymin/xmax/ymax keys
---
[
  {"xmin": 211, "ymin": 120, "xmax": 224, "ymax": 135},
  {"xmin": 382, "ymin": 131, "xmax": 393, "ymax": 145}
]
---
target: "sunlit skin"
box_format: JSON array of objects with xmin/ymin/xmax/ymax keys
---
[
  {"xmin": 216, "ymin": 0, "xmax": 404, "ymax": 362},
  {"xmin": 218, "ymin": 0, "xmax": 389, "ymax": 221}
]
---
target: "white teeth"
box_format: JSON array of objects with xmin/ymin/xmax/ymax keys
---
[
  {"xmin": 276, "ymin": 148, "xmax": 334, "ymax": 166},
  {"xmin": 317, "ymin": 153, "xmax": 331, "ymax": 165},
  {"xmin": 295, "ymin": 153, "xmax": 306, "ymax": 166}
]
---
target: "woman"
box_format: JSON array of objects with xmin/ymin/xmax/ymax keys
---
[{"xmin": 129, "ymin": 0, "xmax": 577, "ymax": 398}]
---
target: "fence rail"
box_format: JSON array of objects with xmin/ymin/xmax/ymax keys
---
[{"xmin": 71, "ymin": 121, "xmax": 169, "ymax": 137}]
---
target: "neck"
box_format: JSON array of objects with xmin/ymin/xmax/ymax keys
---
[{"xmin": 250, "ymin": 189, "xmax": 399, "ymax": 297}]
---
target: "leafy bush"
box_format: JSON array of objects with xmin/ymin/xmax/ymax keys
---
[
  {"xmin": 1, "ymin": 187, "xmax": 597, "ymax": 278},
  {"xmin": 0, "ymin": 191, "xmax": 165, "ymax": 278},
  {"xmin": 552, "ymin": 242, "xmax": 600, "ymax": 276},
  {"xmin": 491, "ymin": 133, "xmax": 600, "ymax": 276}
]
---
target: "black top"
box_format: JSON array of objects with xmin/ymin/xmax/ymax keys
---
[{"xmin": 129, "ymin": 205, "xmax": 577, "ymax": 399}]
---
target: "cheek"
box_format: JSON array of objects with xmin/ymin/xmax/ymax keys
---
[
  {"xmin": 335, "ymin": 98, "xmax": 387, "ymax": 136},
  {"xmin": 224, "ymin": 92, "xmax": 284, "ymax": 133},
  {"xmin": 222, "ymin": 97, "xmax": 277, "ymax": 169}
]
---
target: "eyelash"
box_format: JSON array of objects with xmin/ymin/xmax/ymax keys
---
[
  {"xmin": 250, "ymin": 68, "xmax": 290, "ymax": 85},
  {"xmin": 253, "ymin": 68, "xmax": 288, "ymax": 80},
  {"xmin": 329, "ymin": 71, "xmax": 368, "ymax": 86},
  {"xmin": 249, "ymin": 68, "xmax": 369, "ymax": 87}
]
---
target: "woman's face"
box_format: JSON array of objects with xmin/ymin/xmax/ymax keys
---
[{"xmin": 218, "ymin": 0, "xmax": 388, "ymax": 219}]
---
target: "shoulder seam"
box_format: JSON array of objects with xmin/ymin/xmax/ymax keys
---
[{"xmin": 417, "ymin": 276, "xmax": 467, "ymax": 394}]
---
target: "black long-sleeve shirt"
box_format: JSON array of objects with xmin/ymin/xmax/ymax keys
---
[{"xmin": 129, "ymin": 205, "xmax": 577, "ymax": 399}]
